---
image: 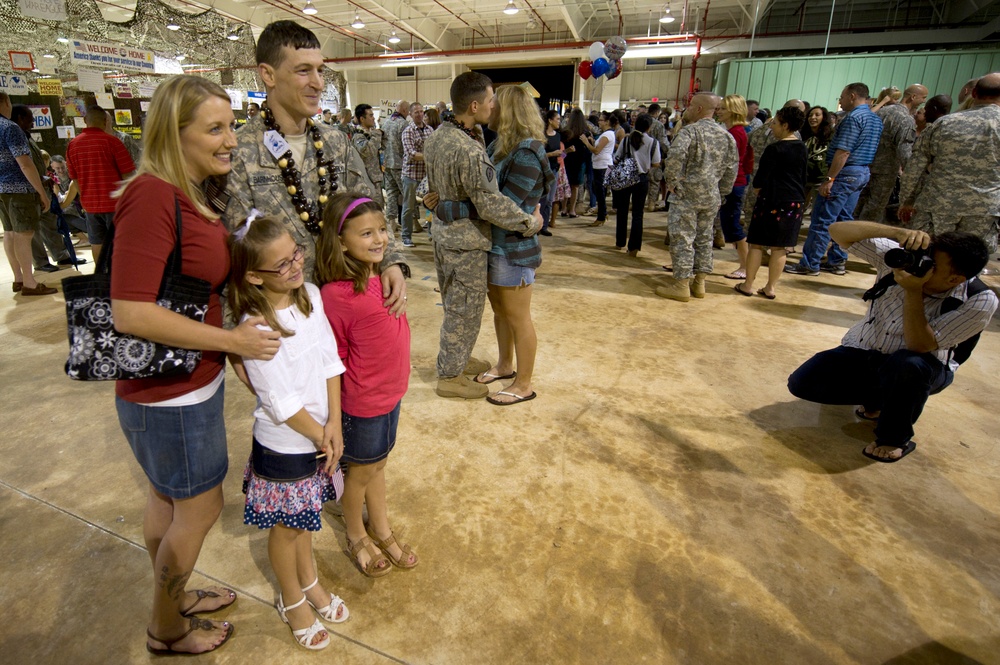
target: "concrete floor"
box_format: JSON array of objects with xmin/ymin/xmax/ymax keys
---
[{"xmin": 2, "ymin": 216, "xmax": 999, "ymax": 665}]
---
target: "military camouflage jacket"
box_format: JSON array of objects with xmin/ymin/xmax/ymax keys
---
[
  {"xmin": 870, "ymin": 103, "xmax": 916, "ymax": 175},
  {"xmin": 663, "ymin": 118, "xmax": 738, "ymax": 209},
  {"xmin": 899, "ymin": 103, "xmax": 1000, "ymax": 216},
  {"xmin": 747, "ymin": 125, "xmax": 777, "ymax": 173},
  {"xmin": 353, "ymin": 127, "xmax": 384, "ymax": 183},
  {"xmin": 381, "ymin": 113, "xmax": 407, "ymax": 170},
  {"xmin": 424, "ymin": 122, "xmax": 535, "ymax": 251},
  {"xmin": 648, "ymin": 118, "xmax": 671, "ymax": 157},
  {"xmin": 223, "ymin": 114, "xmax": 403, "ymax": 281}
]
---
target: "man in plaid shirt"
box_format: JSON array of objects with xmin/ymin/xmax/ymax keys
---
[{"xmin": 401, "ymin": 103, "xmax": 433, "ymax": 247}]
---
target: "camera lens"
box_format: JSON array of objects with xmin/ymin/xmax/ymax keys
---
[{"xmin": 884, "ymin": 248, "xmax": 914, "ymax": 269}]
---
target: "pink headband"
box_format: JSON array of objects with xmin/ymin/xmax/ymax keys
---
[{"xmin": 338, "ymin": 198, "xmax": 373, "ymax": 233}]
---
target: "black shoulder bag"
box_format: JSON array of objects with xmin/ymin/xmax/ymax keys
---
[{"xmin": 62, "ymin": 196, "xmax": 212, "ymax": 381}]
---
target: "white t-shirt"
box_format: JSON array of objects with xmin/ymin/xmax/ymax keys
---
[
  {"xmin": 592, "ymin": 130, "xmax": 616, "ymax": 169},
  {"xmin": 243, "ymin": 283, "xmax": 346, "ymax": 454}
]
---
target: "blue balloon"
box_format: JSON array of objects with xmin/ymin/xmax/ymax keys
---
[{"xmin": 593, "ymin": 57, "xmax": 609, "ymax": 78}]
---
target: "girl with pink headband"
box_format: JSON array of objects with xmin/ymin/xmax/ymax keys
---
[{"xmin": 315, "ymin": 192, "xmax": 419, "ymax": 578}]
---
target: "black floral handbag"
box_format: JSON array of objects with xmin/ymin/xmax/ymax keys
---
[
  {"xmin": 604, "ymin": 140, "xmax": 641, "ymax": 192},
  {"xmin": 62, "ymin": 197, "xmax": 211, "ymax": 381}
]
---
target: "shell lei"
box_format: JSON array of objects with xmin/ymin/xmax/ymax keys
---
[{"xmin": 260, "ymin": 104, "xmax": 338, "ymax": 234}]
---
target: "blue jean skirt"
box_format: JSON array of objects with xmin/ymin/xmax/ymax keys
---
[
  {"xmin": 116, "ymin": 383, "xmax": 228, "ymax": 499},
  {"xmin": 488, "ymin": 253, "xmax": 536, "ymax": 288},
  {"xmin": 342, "ymin": 401, "xmax": 400, "ymax": 465}
]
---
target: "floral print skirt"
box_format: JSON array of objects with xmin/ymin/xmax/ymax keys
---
[{"xmin": 242, "ymin": 455, "xmax": 342, "ymax": 531}]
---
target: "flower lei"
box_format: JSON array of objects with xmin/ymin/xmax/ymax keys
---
[{"xmin": 260, "ymin": 103, "xmax": 337, "ymax": 235}]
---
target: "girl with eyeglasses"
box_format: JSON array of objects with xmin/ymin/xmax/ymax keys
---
[{"xmin": 228, "ymin": 215, "xmax": 351, "ymax": 650}]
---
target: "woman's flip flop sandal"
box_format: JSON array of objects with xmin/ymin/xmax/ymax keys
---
[
  {"xmin": 180, "ymin": 587, "xmax": 237, "ymax": 617},
  {"xmin": 487, "ymin": 391, "xmax": 537, "ymax": 406},
  {"xmin": 146, "ymin": 618, "xmax": 234, "ymax": 656},
  {"xmin": 474, "ymin": 370, "xmax": 516, "ymax": 385}
]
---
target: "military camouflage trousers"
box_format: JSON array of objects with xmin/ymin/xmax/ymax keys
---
[
  {"xmin": 911, "ymin": 210, "xmax": 999, "ymax": 253},
  {"xmin": 384, "ymin": 168, "xmax": 403, "ymax": 226},
  {"xmin": 668, "ymin": 202, "xmax": 716, "ymax": 280},
  {"xmin": 646, "ymin": 166, "xmax": 664, "ymax": 206},
  {"xmin": 434, "ymin": 244, "xmax": 488, "ymax": 378},
  {"xmin": 854, "ymin": 172, "xmax": 896, "ymax": 224}
]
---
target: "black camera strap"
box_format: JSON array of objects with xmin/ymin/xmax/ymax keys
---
[{"xmin": 861, "ymin": 274, "xmax": 988, "ymax": 365}]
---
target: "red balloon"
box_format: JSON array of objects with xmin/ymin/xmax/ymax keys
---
[{"xmin": 578, "ymin": 61, "xmax": 592, "ymax": 80}]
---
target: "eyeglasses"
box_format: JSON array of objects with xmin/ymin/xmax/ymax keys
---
[{"xmin": 255, "ymin": 245, "xmax": 305, "ymax": 276}]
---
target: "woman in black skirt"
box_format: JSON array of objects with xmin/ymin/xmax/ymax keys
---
[{"xmin": 735, "ymin": 106, "xmax": 807, "ymax": 299}]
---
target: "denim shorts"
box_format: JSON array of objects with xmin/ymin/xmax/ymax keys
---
[
  {"xmin": 488, "ymin": 253, "xmax": 536, "ymax": 288},
  {"xmin": 86, "ymin": 211, "xmax": 114, "ymax": 245},
  {"xmin": 341, "ymin": 401, "xmax": 400, "ymax": 465},
  {"xmin": 116, "ymin": 384, "xmax": 228, "ymax": 499}
]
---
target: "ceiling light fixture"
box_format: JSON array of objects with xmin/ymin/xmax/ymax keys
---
[
  {"xmin": 167, "ymin": 20, "xmax": 180, "ymax": 30},
  {"xmin": 302, "ymin": 0, "xmax": 318, "ymax": 15},
  {"xmin": 57, "ymin": 36, "xmax": 69, "ymax": 44},
  {"xmin": 351, "ymin": 14, "xmax": 365, "ymax": 29},
  {"xmin": 43, "ymin": 51, "xmax": 56, "ymax": 58},
  {"xmin": 227, "ymin": 28, "xmax": 240, "ymax": 40},
  {"xmin": 503, "ymin": 0, "xmax": 519, "ymax": 15},
  {"xmin": 659, "ymin": 6, "xmax": 675, "ymax": 23},
  {"xmin": 388, "ymin": 30, "xmax": 400, "ymax": 44},
  {"xmin": 176, "ymin": 52, "xmax": 186, "ymax": 61}
]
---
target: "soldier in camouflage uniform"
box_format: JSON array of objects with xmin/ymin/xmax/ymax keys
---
[
  {"xmin": 424, "ymin": 72, "xmax": 542, "ymax": 399},
  {"xmin": 645, "ymin": 103, "xmax": 670, "ymax": 211},
  {"xmin": 855, "ymin": 84, "xmax": 926, "ymax": 223},
  {"xmin": 223, "ymin": 21, "xmax": 408, "ymax": 299},
  {"xmin": 352, "ymin": 103, "xmax": 384, "ymax": 207},
  {"xmin": 381, "ymin": 101, "xmax": 409, "ymax": 230},
  {"xmin": 899, "ymin": 74, "xmax": 1000, "ymax": 253},
  {"xmin": 656, "ymin": 93, "xmax": 738, "ymax": 303}
]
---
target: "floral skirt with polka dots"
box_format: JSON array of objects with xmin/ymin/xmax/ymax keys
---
[{"xmin": 242, "ymin": 456, "xmax": 342, "ymax": 532}]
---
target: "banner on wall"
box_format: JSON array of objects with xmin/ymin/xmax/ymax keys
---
[
  {"xmin": 17, "ymin": 0, "xmax": 67, "ymax": 21},
  {"xmin": 114, "ymin": 82, "xmax": 133, "ymax": 98},
  {"xmin": 247, "ymin": 91, "xmax": 267, "ymax": 103},
  {"xmin": 71, "ymin": 40, "xmax": 155, "ymax": 74},
  {"xmin": 29, "ymin": 106, "xmax": 54, "ymax": 129},
  {"xmin": 0, "ymin": 74, "xmax": 29, "ymax": 95},
  {"xmin": 226, "ymin": 89, "xmax": 243, "ymax": 111},
  {"xmin": 37, "ymin": 79, "xmax": 63, "ymax": 96},
  {"xmin": 138, "ymin": 81, "xmax": 159, "ymax": 98}
]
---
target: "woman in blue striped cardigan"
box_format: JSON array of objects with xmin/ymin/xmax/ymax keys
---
[{"xmin": 473, "ymin": 85, "xmax": 554, "ymax": 405}]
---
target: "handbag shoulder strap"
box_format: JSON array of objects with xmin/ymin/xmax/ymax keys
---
[{"xmin": 99, "ymin": 194, "xmax": 185, "ymax": 278}]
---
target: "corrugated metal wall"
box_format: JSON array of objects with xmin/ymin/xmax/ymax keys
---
[{"xmin": 713, "ymin": 49, "xmax": 1000, "ymax": 111}]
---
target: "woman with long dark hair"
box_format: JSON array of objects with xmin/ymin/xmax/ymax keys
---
[
  {"xmin": 561, "ymin": 109, "xmax": 591, "ymax": 218},
  {"xmin": 612, "ymin": 113, "xmax": 661, "ymax": 256},
  {"xmin": 800, "ymin": 106, "xmax": 833, "ymax": 206}
]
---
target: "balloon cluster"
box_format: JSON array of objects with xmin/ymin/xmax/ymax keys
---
[{"xmin": 579, "ymin": 37, "xmax": 627, "ymax": 81}]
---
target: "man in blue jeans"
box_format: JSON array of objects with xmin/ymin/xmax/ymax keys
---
[
  {"xmin": 786, "ymin": 82, "xmax": 882, "ymax": 276},
  {"xmin": 787, "ymin": 221, "xmax": 996, "ymax": 463},
  {"xmin": 400, "ymin": 103, "xmax": 432, "ymax": 247}
]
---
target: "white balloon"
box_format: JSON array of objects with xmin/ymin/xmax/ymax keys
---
[{"xmin": 589, "ymin": 41, "xmax": 605, "ymax": 62}]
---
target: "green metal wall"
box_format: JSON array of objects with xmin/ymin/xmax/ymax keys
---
[{"xmin": 713, "ymin": 49, "xmax": 1000, "ymax": 111}]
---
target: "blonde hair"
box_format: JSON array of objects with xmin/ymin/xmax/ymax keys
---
[
  {"xmin": 228, "ymin": 217, "xmax": 312, "ymax": 337},
  {"xmin": 115, "ymin": 75, "xmax": 230, "ymax": 219},
  {"xmin": 314, "ymin": 191, "xmax": 385, "ymax": 294},
  {"xmin": 721, "ymin": 94, "xmax": 749, "ymax": 126},
  {"xmin": 490, "ymin": 85, "xmax": 545, "ymax": 163},
  {"xmin": 876, "ymin": 86, "xmax": 902, "ymax": 104}
]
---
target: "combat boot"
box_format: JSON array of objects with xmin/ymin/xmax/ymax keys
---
[
  {"xmin": 436, "ymin": 375, "xmax": 489, "ymax": 399},
  {"xmin": 713, "ymin": 227, "xmax": 726, "ymax": 249},
  {"xmin": 655, "ymin": 277, "xmax": 691, "ymax": 302},
  {"xmin": 691, "ymin": 273, "xmax": 707, "ymax": 298},
  {"xmin": 463, "ymin": 357, "xmax": 492, "ymax": 376}
]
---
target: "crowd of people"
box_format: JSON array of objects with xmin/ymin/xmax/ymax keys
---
[{"xmin": 1, "ymin": 16, "xmax": 998, "ymax": 656}]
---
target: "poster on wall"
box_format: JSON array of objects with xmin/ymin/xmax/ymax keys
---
[
  {"xmin": 71, "ymin": 40, "xmax": 154, "ymax": 74},
  {"xmin": 9, "ymin": 51, "xmax": 34, "ymax": 71},
  {"xmin": 37, "ymin": 78, "xmax": 63, "ymax": 96},
  {"xmin": 114, "ymin": 109, "xmax": 132, "ymax": 126},
  {"xmin": 114, "ymin": 82, "xmax": 133, "ymax": 98},
  {"xmin": 62, "ymin": 97, "xmax": 87, "ymax": 117},
  {"xmin": 139, "ymin": 101, "xmax": 151, "ymax": 112},
  {"xmin": 73, "ymin": 116, "xmax": 86, "ymax": 128},
  {"xmin": 28, "ymin": 106, "xmax": 54, "ymax": 129},
  {"xmin": 95, "ymin": 92, "xmax": 114, "ymax": 109},
  {"xmin": 0, "ymin": 74, "xmax": 29, "ymax": 95},
  {"xmin": 138, "ymin": 81, "xmax": 158, "ymax": 98},
  {"xmin": 17, "ymin": 0, "xmax": 68, "ymax": 21},
  {"xmin": 56, "ymin": 125, "xmax": 75, "ymax": 139},
  {"xmin": 226, "ymin": 89, "xmax": 243, "ymax": 111},
  {"xmin": 76, "ymin": 67, "xmax": 105, "ymax": 93}
]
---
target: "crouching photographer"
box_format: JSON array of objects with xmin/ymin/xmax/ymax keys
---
[{"xmin": 788, "ymin": 221, "xmax": 997, "ymax": 463}]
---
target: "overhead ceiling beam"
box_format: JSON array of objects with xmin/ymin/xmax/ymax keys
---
[
  {"xmin": 357, "ymin": 0, "xmax": 460, "ymax": 51},
  {"xmin": 943, "ymin": 0, "xmax": 997, "ymax": 24},
  {"xmin": 559, "ymin": 3, "xmax": 587, "ymax": 41}
]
